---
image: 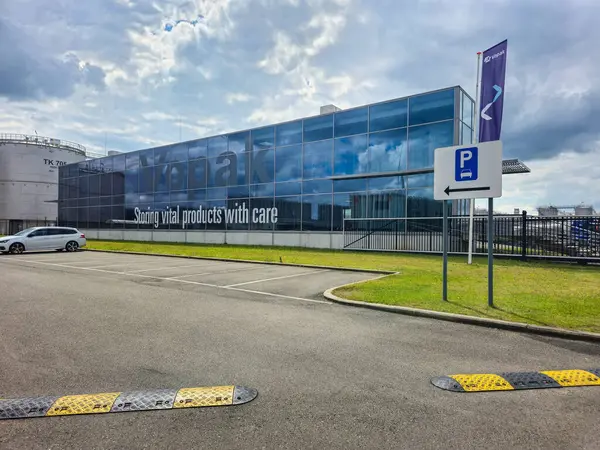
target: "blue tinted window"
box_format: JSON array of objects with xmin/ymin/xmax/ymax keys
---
[
  {"xmin": 334, "ymin": 134, "xmax": 368, "ymax": 175},
  {"xmin": 252, "ymin": 148, "xmax": 274, "ymax": 183},
  {"xmin": 368, "ymin": 190, "xmax": 406, "ymax": 218},
  {"xmin": 301, "ymin": 194, "xmax": 332, "ymax": 231},
  {"xmin": 189, "ymin": 139, "xmax": 207, "ymax": 159},
  {"xmin": 408, "ymin": 121, "xmax": 453, "ymax": 170},
  {"xmin": 154, "ymin": 146, "xmax": 170, "ymax": 165},
  {"xmin": 206, "ymin": 200, "xmax": 226, "ymax": 230},
  {"xmin": 113, "ymin": 155, "xmax": 126, "ymax": 171},
  {"xmin": 303, "ymin": 179, "xmax": 332, "ymax": 194},
  {"xmin": 461, "ymin": 92, "xmax": 473, "ymax": 128},
  {"xmin": 368, "ymin": 176, "xmax": 406, "ymax": 191},
  {"xmin": 171, "ymin": 191, "xmax": 188, "ymax": 203},
  {"xmin": 461, "ymin": 122, "xmax": 472, "ymax": 145},
  {"xmin": 275, "ymin": 181, "xmax": 301, "ymax": 196},
  {"xmin": 274, "ymin": 196, "xmax": 301, "ymax": 231},
  {"xmin": 169, "ymin": 143, "xmax": 188, "ymax": 163},
  {"xmin": 188, "ymin": 158, "xmax": 207, "ymax": 189},
  {"xmin": 139, "ymin": 149, "xmax": 154, "ymax": 167},
  {"xmin": 252, "ymin": 126, "xmax": 275, "ymax": 149},
  {"xmin": 89, "ymin": 175, "xmax": 100, "ymax": 196},
  {"xmin": 208, "ymin": 136, "xmax": 228, "ymax": 158},
  {"xmin": 407, "ymin": 172, "xmax": 434, "ymax": 188},
  {"xmin": 209, "ymin": 153, "xmax": 242, "ymax": 187},
  {"xmin": 303, "ymin": 140, "xmax": 332, "ymax": 179},
  {"xmin": 170, "ymin": 162, "xmax": 187, "ymax": 191},
  {"xmin": 227, "ymin": 199, "xmax": 250, "ymax": 231},
  {"xmin": 125, "ymin": 152, "xmax": 139, "ymax": 169},
  {"xmin": 154, "ymin": 193, "xmax": 170, "ymax": 203},
  {"xmin": 228, "ymin": 131, "xmax": 250, "ymax": 154},
  {"xmin": 333, "ymin": 179, "xmax": 367, "ymax": 193},
  {"xmin": 333, "ymin": 192, "xmax": 369, "ymax": 231},
  {"xmin": 139, "ymin": 193, "xmax": 154, "ymax": 203},
  {"xmin": 251, "ymin": 183, "xmax": 274, "ymax": 197},
  {"xmin": 303, "ymin": 114, "xmax": 333, "ymax": 142},
  {"xmin": 228, "ymin": 185, "xmax": 249, "ymax": 198},
  {"xmin": 189, "ymin": 189, "xmax": 206, "ymax": 200},
  {"xmin": 275, "ymin": 144, "xmax": 302, "ymax": 182},
  {"xmin": 100, "ymin": 158, "xmax": 113, "ymax": 173},
  {"xmin": 368, "ymin": 128, "xmax": 407, "ymax": 173},
  {"xmin": 334, "ymin": 107, "xmax": 367, "ymax": 137},
  {"xmin": 276, "ymin": 120, "xmax": 302, "ymax": 146},
  {"xmin": 369, "ymin": 99, "xmax": 408, "ymax": 132},
  {"xmin": 207, "ymin": 187, "xmax": 227, "ymax": 200},
  {"xmin": 78, "ymin": 176, "xmax": 89, "ymax": 197},
  {"xmin": 409, "ymin": 89, "xmax": 455, "ymax": 125},
  {"xmin": 113, "ymin": 172, "xmax": 125, "ymax": 196},
  {"xmin": 153, "ymin": 164, "xmax": 169, "ymax": 192}
]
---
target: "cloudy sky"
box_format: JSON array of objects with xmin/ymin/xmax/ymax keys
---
[{"xmin": 1, "ymin": 0, "xmax": 599, "ymax": 213}]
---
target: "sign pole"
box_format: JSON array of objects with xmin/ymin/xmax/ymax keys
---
[
  {"xmin": 488, "ymin": 197, "xmax": 494, "ymax": 307},
  {"xmin": 468, "ymin": 51, "xmax": 482, "ymax": 265},
  {"xmin": 442, "ymin": 200, "xmax": 448, "ymax": 301}
]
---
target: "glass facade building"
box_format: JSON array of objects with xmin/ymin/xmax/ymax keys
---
[{"xmin": 58, "ymin": 87, "xmax": 475, "ymax": 232}]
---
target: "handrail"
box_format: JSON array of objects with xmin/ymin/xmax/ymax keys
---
[{"xmin": 0, "ymin": 133, "xmax": 86, "ymax": 155}]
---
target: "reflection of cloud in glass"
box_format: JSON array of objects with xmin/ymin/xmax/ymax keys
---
[{"xmin": 367, "ymin": 129, "xmax": 408, "ymax": 174}]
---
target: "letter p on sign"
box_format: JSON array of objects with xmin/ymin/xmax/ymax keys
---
[{"xmin": 455, "ymin": 147, "xmax": 478, "ymax": 182}]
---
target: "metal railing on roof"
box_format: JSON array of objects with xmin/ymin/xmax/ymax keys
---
[{"xmin": 0, "ymin": 133, "xmax": 86, "ymax": 155}]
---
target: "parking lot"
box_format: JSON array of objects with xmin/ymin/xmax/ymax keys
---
[{"xmin": 1, "ymin": 250, "xmax": 599, "ymax": 450}]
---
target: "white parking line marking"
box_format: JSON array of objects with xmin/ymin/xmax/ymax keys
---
[
  {"xmin": 126, "ymin": 264, "xmax": 215, "ymax": 273},
  {"xmin": 223, "ymin": 270, "xmax": 328, "ymax": 287},
  {"xmin": 7, "ymin": 259, "xmax": 330, "ymax": 305}
]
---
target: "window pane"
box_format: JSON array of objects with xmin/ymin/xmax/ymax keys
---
[
  {"xmin": 275, "ymin": 181, "xmax": 301, "ymax": 196},
  {"xmin": 228, "ymin": 131, "xmax": 250, "ymax": 154},
  {"xmin": 301, "ymin": 194, "xmax": 332, "ymax": 231},
  {"xmin": 334, "ymin": 134, "xmax": 368, "ymax": 175},
  {"xmin": 333, "ymin": 192, "xmax": 369, "ymax": 231},
  {"xmin": 113, "ymin": 155, "xmax": 126, "ymax": 171},
  {"xmin": 89, "ymin": 175, "xmax": 100, "ymax": 196},
  {"xmin": 207, "ymin": 187, "xmax": 227, "ymax": 200},
  {"xmin": 367, "ymin": 190, "xmax": 406, "ymax": 218},
  {"xmin": 78, "ymin": 176, "xmax": 89, "ymax": 197},
  {"xmin": 189, "ymin": 139, "xmax": 207, "ymax": 160},
  {"xmin": 274, "ymin": 196, "xmax": 301, "ymax": 231},
  {"xmin": 276, "ymin": 120, "xmax": 302, "ymax": 146},
  {"xmin": 225, "ymin": 199, "xmax": 250, "ymax": 231},
  {"xmin": 188, "ymin": 158, "xmax": 207, "ymax": 189},
  {"xmin": 368, "ymin": 128, "xmax": 407, "ymax": 173},
  {"xmin": 333, "ymin": 178, "xmax": 367, "ymax": 193},
  {"xmin": 208, "ymin": 153, "xmax": 240, "ymax": 187},
  {"xmin": 303, "ymin": 179, "xmax": 332, "ymax": 194},
  {"xmin": 228, "ymin": 185, "xmax": 250, "ymax": 199},
  {"xmin": 171, "ymin": 191, "xmax": 188, "ymax": 203},
  {"xmin": 154, "ymin": 164, "xmax": 169, "ymax": 192},
  {"xmin": 252, "ymin": 126, "xmax": 275, "ymax": 149},
  {"xmin": 251, "ymin": 183, "xmax": 274, "ymax": 197},
  {"xmin": 407, "ymin": 172, "xmax": 434, "ymax": 188},
  {"xmin": 154, "ymin": 146, "xmax": 170, "ymax": 165},
  {"xmin": 206, "ymin": 200, "xmax": 226, "ymax": 230},
  {"xmin": 275, "ymin": 144, "xmax": 302, "ymax": 182},
  {"xmin": 113, "ymin": 172, "xmax": 125, "ymax": 195},
  {"xmin": 249, "ymin": 197, "xmax": 274, "ymax": 230},
  {"xmin": 168, "ymin": 143, "xmax": 188, "ymax": 163},
  {"xmin": 169, "ymin": 162, "xmax": 187, "ymax": 191},
  {"xmin": 139, "ymin": 149, "xmax": 154, "ymax": 167},
  {"xmin": 461, "ymin": 122, "xmax": 472, "ymax": 145},
  {"xmin": 303, "ymin": 114, "xmax": 333, "ymax": 142},
  {"xmin": 100, "ymin": 157, "xmax": 113, "ymax": 173},
  {"xmin": 409, "ymin": 89, "xmax": 455, "ymax": 125},
  {"xmin": 408, "ymin": 121, "xmax": 453, "ymax": 170},
  {"xmin": 189, "ymin": 189, "xmax": 206, "ymax": 201},
  {"xmin": 208, "ymin": 136, "xmax": 228, "ymax": 159},
  {"xmin": 461, "ymin": 92, "xmax": 473, "ymax": 128},
  {"xmin": 252, "ymin": 148, "xmax": 274, "ymax": 184},
  {"xmin": 407, "ymin": 188, "xmax": 442, "ymax": 217},
  {"xmin": 100, "ymin": 173, "xmax": 112, "ymax": 196},
  {"xmin": 369, "ymin": 99, "xmax": 408, "ymax": 132},
  {"xmin": 334, "ymin": 107, "xmax": 367, "ymax": 137},
  {"xmin": 139, "ymin": 167, "xmax": 153, "ymax": 193},
  {"xmin": 303, "ymin": 140, "xmax": 332, "ymax": 179},
  {"xmin": 125, "ymin": 152, "xmax": 139, "ymax": 169},
  {"xmin": 368, "ymin": 176, "xmax": 406, "ymax": 191}
]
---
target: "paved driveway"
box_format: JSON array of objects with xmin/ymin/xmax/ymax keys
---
[{"xmin": 0, "ymin": 251, "xmax": 598, "ymax": 450}]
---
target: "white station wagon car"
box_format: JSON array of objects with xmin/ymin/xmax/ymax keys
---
[{"xmin": 0, "ymin": 227, "xmax": 86, "ymax": 254}]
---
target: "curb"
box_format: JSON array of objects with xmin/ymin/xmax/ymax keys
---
[
  {"xmin": 323, "ymin": 280, "xmax": 600, "ymax": 344},
  {"xmin": 83, "ymin": 248, "xmax": 394, "ymax": 275}
]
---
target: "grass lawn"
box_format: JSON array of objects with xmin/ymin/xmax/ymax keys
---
[{"xmin": 87, "ymin": 240, "xmax": 600, "ymax": 333}]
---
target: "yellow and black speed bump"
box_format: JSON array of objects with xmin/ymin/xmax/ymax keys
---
[
  {"xmin": 431, "ymin": 369, "xmax": 600, "ymax": 393},
  {"xmin": 0, "ymin": 385, "xmax": 257, "ymax": 420}
]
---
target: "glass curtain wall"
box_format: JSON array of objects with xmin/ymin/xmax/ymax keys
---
[{"xmin": 59, "ymin": 87, "xmax": 469, "ymax": 231}]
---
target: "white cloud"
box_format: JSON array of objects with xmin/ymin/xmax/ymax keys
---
[{"xmin": 226, "ymin": 92, "xmax": 253, "ymax": 104}]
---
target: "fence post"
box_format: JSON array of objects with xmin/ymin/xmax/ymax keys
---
[{"xmin": 521, "ymin": 210, "xmax": 527, "ymax": 261}]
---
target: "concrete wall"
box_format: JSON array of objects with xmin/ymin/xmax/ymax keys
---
[
  {"xmin": 81, "ymin": 229, "xmax": 346, "ymax": 250},
  {"xmin": 0, "ymin": 142, "xmax": 85, "ymax": 221}
]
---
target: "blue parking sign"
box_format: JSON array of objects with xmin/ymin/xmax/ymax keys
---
[{"xmin": 455, "ymin": 147, "xmax": 478, "ymax": 182}]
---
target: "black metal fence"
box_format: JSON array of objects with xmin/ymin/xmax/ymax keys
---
[{"xmin": 343, "ymin": 212, "xmax": 600, "ymax": 262}]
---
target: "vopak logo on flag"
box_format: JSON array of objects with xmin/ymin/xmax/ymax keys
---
[{"xmin": 479, "ymin": 40, "xmax": 507, "ymax": 143}]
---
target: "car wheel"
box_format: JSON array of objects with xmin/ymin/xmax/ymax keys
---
[
  {"xmin": 9, "ymin": 243, "xmax": 25, "ymax": 254},
  {"xmin": 65, "ymin": 241, "xmax": 79, "ymax": 252},
  {"xmin": 55, "ymin": 249, "xmax": 64, "ymax": 252}
]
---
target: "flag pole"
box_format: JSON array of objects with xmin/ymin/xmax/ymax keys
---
[{"xmin": 468, "ymin": 51, "xmax": 482, "ymax": 265}]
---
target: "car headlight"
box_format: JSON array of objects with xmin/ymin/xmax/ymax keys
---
[{"xmin": 0, "ymin": 239, "xmax": 9, "ymax": 244}]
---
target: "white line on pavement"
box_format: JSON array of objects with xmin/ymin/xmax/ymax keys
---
[
  {"xmin": 223, "ymin": 270, "xmax": 328, "ymax": 287},
  {"xmin": 7, "ymin": 259, "xmax": 330, "ymax": 305}
]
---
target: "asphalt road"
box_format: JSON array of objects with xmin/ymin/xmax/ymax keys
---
[{"xmin": 0, "ymin": 252, "xmax": 599, "ymax": 450}]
